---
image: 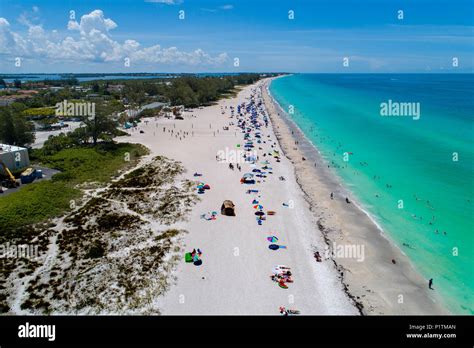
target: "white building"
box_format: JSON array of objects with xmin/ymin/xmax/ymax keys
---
[{"xmin": 0, "ymin": 144, "xmax": 30, "ymax": 173}]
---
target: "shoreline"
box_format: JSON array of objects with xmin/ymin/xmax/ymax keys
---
[
  {"xmin": 123, "ymin": 79, "xmax": 358, "ymax": 315},
  {"xmin": 262, "ymin": 76, "xmax": 450, "ymax": 315}
]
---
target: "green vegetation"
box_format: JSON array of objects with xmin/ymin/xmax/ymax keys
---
[
  {"xmin": 0, "ymin": 181, "xmax": 78, "ymax": 241},
  {"xmin": 85, "ymin": 241, "xmax": 106, "ymax": 259},
  {"xmin": 164, "ymin": 74, "xmax": 269, "ymax": 107},
  {"xmin": 0, "ymin": 104, "xmax": 35, "ymax": 146},
  {"xmin": 21, "ymin": 107, "xmax": 56, "ymax": 118},
  {"xmin": 0, "ymin": 143, "xmax": 149, "ymax": 237},
  {"xmin": 33, "ymin": 143, "xmax": 148, "ymax": 183},
  {"xmin": 82, "ymin": 103, "xmax": 120, "ymax": 145},
  {"xmin": 119, "ymin": 73, "xmax": 269, "ymax": 108}
]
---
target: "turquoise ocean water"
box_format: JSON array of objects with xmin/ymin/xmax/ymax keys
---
[{"xmin": 270, "ymin": 74, "xmax": 473, "ymax": 314}]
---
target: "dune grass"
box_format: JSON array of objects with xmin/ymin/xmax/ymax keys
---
[{"xmin": 0, "ymin": 143, "xmax": 149, "ymax": 238}]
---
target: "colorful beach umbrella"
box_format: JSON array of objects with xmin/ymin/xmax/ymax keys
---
[{"xmin": 267, "ymin": 236, "xmax": 278, "ymax": 243}]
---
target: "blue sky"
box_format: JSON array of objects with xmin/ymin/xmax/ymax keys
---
[{"xmin": 0, "ymin": 0, "xmax": 473, "ymax": 73}]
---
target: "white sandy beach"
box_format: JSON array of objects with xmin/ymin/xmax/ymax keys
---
[
  {"xmin": 118, "ymin": 77, "xmax": 448, "ymax": 315},
  {"xmin": 119, "ymin": 80, "xmax": 357, "ymax": 315}
]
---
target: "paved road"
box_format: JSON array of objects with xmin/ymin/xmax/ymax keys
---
[{"xmin": 0, "ymin": 166, "xmax": 60, "ymax": 196}]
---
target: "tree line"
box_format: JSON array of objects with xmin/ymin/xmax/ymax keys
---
[{"xmin": 0, "ymin": 73, "xmax": 278, "ymax": 148}]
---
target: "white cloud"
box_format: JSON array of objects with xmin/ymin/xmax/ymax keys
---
[
  {"xmin": 144, "ymin": 0, "xmax": 183, "ymax": 4},
  {"xmin": 130, "ymin": 46, "xmax": 228, "ymax": 65},
  {"xmin": 0, "ymin": 9, "xmax": 228, "ymax": 67},
  {"xmin": 67, "ymin": 9, "xmax": 117, "ymax": 34},
  {"xmin": 67, "ymin": 20, "xmax": 80, "ymax": 31},
  {"xmin": 0, "ymin": 17, "xmax": 10, "ymax": 27},
  {"xmin": 202, "ymin": 4, "xmax": 234, "ymax": 12}
]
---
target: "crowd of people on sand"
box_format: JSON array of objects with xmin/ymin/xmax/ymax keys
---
[
  {"xmin": 172, "ymin": 85, "xmax": 305, "ymax": 313},
  {"xmin": 230, "ymin": 85, "xmax": 320, "ymax": 314}
]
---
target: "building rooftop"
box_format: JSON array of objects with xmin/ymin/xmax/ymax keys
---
[{"xmin": 0, "ymin": 144, "xmax": 27, "ymax": 155}]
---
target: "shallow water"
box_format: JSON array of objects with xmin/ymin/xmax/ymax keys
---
[{"xmin": 270, "ymin": 74, "xmax": 474, "ymax": 314}]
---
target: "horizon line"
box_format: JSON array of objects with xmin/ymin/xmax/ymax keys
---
[{"xmin": 1, "ymin": 72, "xmax": 473, "ymax": 75}]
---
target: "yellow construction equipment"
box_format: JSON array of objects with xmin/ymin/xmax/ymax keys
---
[{"xmin": 0, "ymin": 159, "xmax": 20, "ymax": 188}]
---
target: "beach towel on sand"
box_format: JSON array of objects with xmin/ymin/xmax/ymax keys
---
[{"xmin": 185, "ymin": 252, "xmax": 193, "ymax": 263}]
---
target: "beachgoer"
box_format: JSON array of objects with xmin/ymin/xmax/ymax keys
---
[
  {"xmin": 330, "ymin": 192, "xmax": 334, "ymax": 200},
  {"xmin": 429, "ymin": 278, "xmax": 434, "ymax": 290},
  {"xmin": 345, "ymin": 197, "xmax": 350, "ymax": 204},
  {"xmin": 314, "ymin": 251, "xmax": 322, "ymax": 262},
  {"xmin": 279, "ymin": 306, "xmax": 288, "ymax": 316}
]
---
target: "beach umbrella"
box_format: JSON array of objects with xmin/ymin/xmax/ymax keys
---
[
  {"xmin": 267, "ymin": 236, "xmax": 278, "ymax": 243},
  {"xmin": 255, "ymin": 211, "xmax": 265, "ymax": 216},
  {"xmin": 269, "ymin": 244, "xmax": 287, "ymax": 250},
  {"xmin": 253, "ymin": 204, "xmax": 264, "ymax": 210}
]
